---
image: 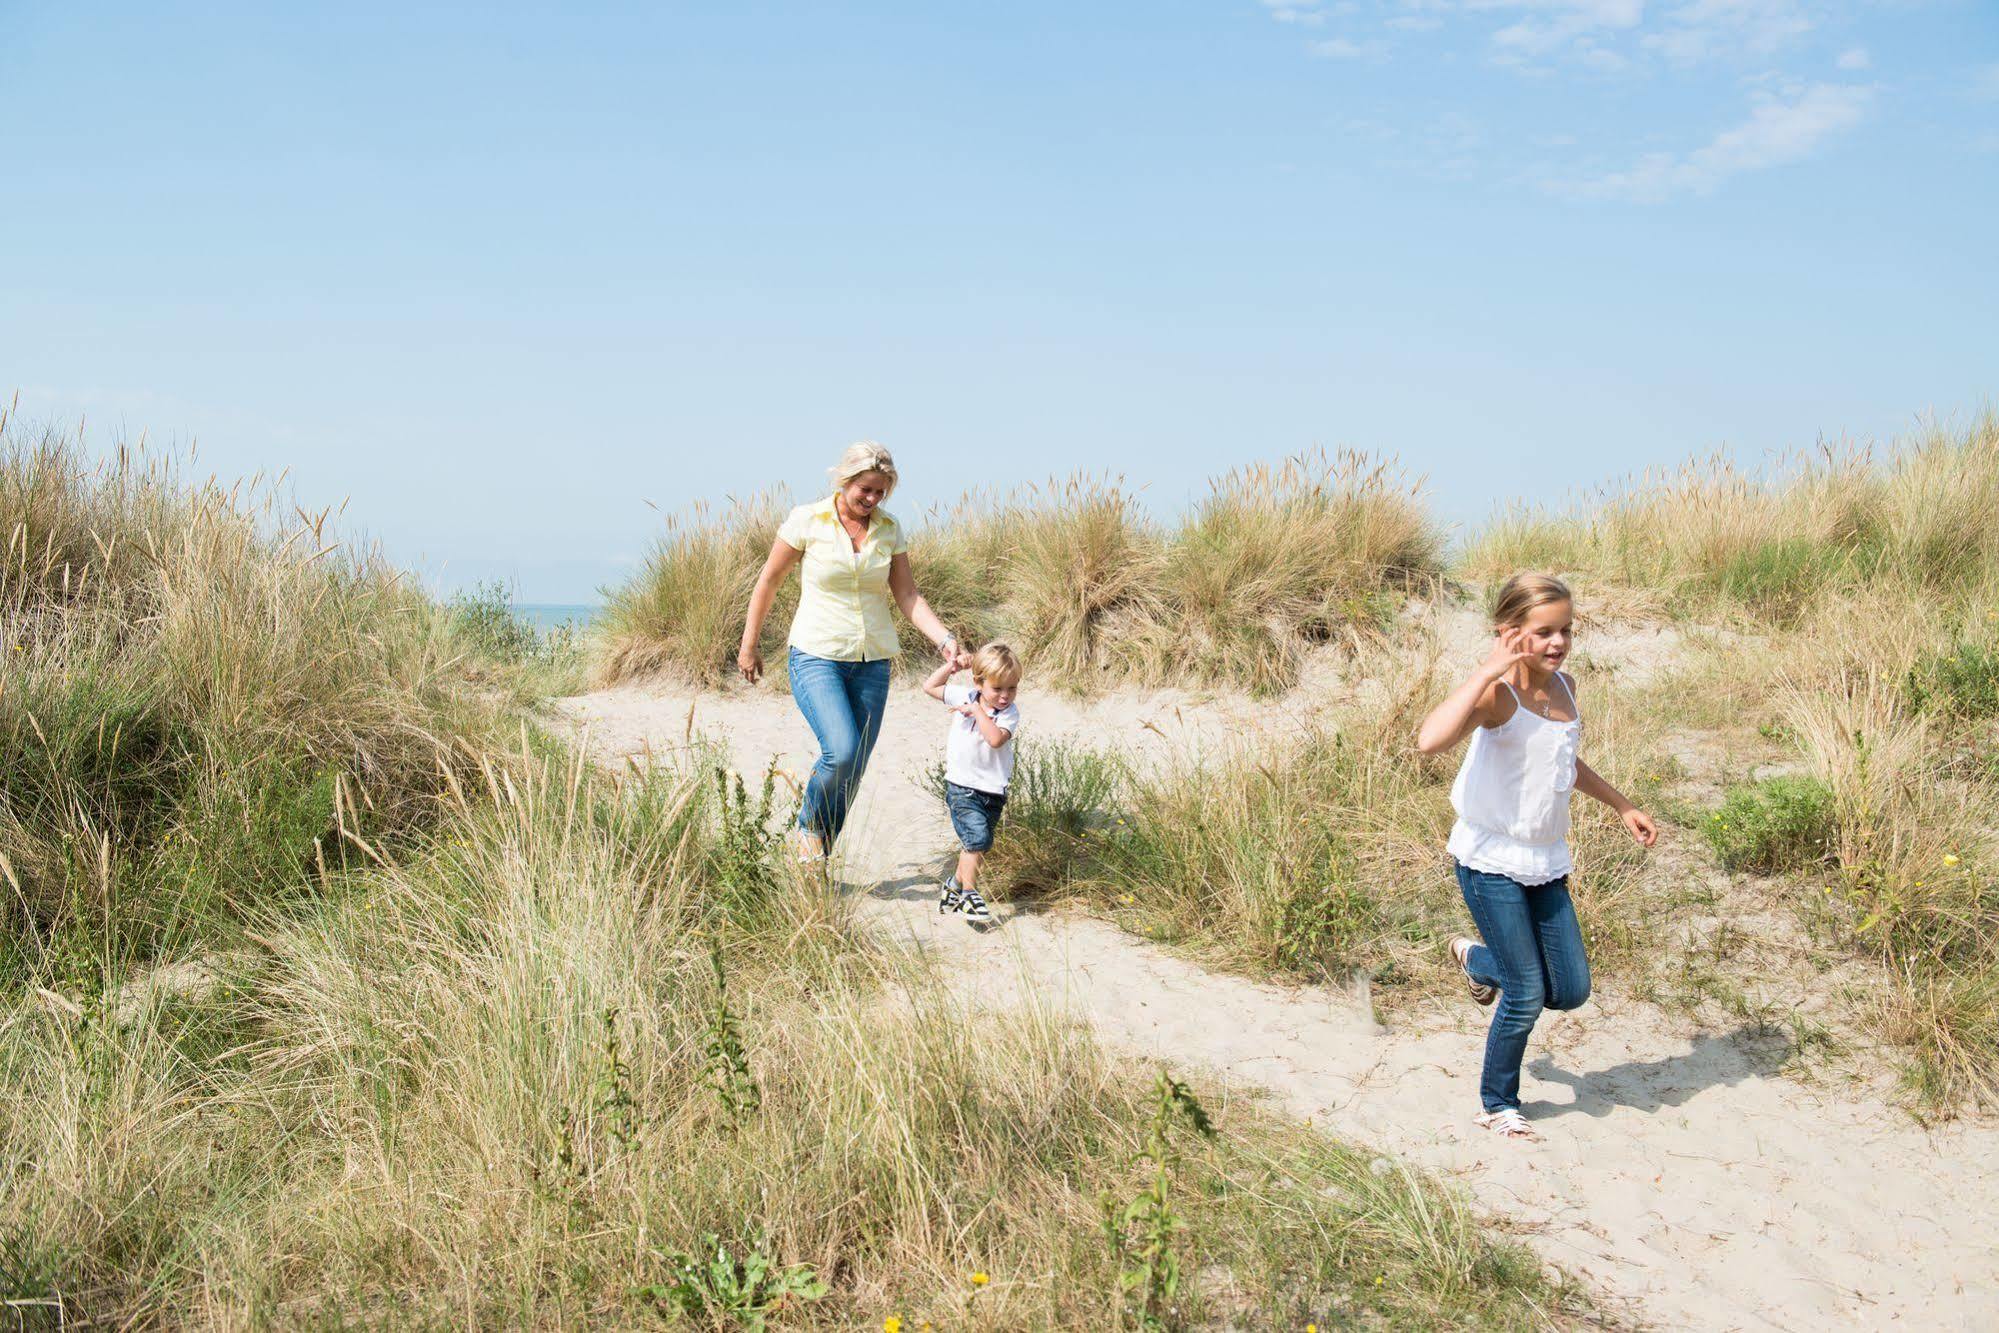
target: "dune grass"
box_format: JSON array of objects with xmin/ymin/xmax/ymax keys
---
[
  {"xmin": 0, "ymin": 741, "xmax": 1586, "ymax": 1329},
  {"xmin": 0, "ymin": 419, "xmax": 545, "ymax": 980},
  {"xmin": 595, "ymin": 450, "xmax": 1442, "ymax": 696},
  {"xmin": 1461, "ymin": 412, "xmax": 1999, "ymax": 625}
]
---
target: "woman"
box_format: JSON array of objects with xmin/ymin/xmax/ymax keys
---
[{"xmin": 737, "ymin": 441, "xmax": 960, "ymax": 859}]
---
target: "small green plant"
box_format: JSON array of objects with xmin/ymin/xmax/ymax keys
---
[
  {"xmin": 449, "ymin": 580, "xmax": 545, "ymax": 662},
  {"xmin": 636, "ymin": 1233, "xmax": 827, "ymax": 1330},
  {"xmin": 1904, "ymin": 632, "xmax": 1999, "ymax": 720},
  {"xmin": 704, "ymin": 944, "xmax": 761, "ymax": 1125},
  {"xmin": 597, "ymin": 1005, "xmax": 641, "ymax": 1155},
  {"xmin": 1101, "ymin": 1069, "xmax": 1218, "ymax": 1331},
  {"xmin": 1273, "ymin": 842, "xmax": 1380, "ymax": 977},
  {"xmin": 1703, "ymin": 775, "xmax": 1837, "ymax": 874},
  {"xmin": 708, "ymin": 765, "xmax": 786, "ymax": 917}
]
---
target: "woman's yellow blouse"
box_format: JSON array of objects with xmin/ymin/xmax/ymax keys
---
[{"xmin": 776, "ymin": 496, "xmax": 910, "ymax": 662}]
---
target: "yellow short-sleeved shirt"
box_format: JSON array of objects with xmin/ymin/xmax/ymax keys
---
[{"xmin": 777, "ymin": 496, "xmax": 910, "ymax": 662}]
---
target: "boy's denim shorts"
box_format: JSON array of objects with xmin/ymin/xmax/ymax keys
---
[{"xmin": 944, "ymin": 781, "xmax": 1007, "ymax": 853}]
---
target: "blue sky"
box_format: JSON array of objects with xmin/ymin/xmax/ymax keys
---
[{"xmin": 4, "ymin": 1, "xmax": 1995, "ymax": 603}]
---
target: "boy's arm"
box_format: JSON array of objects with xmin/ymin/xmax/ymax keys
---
[
  {"xmin": 922, "ymin": 658, "xmax": 954, "ymax": 701},
  {"xmin": 970, "ymin": 701, "xmax": 1014, "ymax": 749}
]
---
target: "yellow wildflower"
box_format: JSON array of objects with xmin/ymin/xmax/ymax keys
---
[
  {"xmin": 885, "ymin": 1318, "xmax": 902, "ymax": 1333},
  {"xmin": 971, "ymin": 1272, "xmax": 989, "ymax": 1287},
  {"xmin": 1944, "ymin": 854, "xmax": 1961, "ymax": 867}
]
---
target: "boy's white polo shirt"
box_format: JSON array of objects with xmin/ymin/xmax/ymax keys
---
[{"xmin": 942, "ymin": 684, "xmax": 1020, "ymax": 795}]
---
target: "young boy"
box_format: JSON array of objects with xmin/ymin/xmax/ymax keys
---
[{"xmin": 922, "ymin": 642, "xmax": 1022, "ymax": 923}]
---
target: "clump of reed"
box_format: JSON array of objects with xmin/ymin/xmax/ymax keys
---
[
  {"xmin": 0, "ymin": 416, "xmax": 527, "ymax": 975},
  {"xmin": 593, "ymin": 450, "xmax": 1442, "ymax": 696},
  {"xmin": 595, "ymin": 489, "xmax": 797, "ymax": 687},
  {"xmin": 1462, "ymin": 412, "xmax": 1999, "ymax": 624},
  {"xmin": 0, "ymin": 742, "xmax": 1580, "ymax": 1328}
]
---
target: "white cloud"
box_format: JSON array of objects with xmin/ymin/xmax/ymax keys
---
[
  {"xmin": 1466, "ymin": 0, "xmax": 1646, "ymax": 61},
  {"xmin": 1835, "ymin": 46, "xmax": 1870, "ymax": 72},
  {"xmin": 1572, "ymin": 81, "xmax": 1872, "ymax": 200},
  {"xmin": 1262, "ymin": 0, "xmax": 1328, "ymax": 25},
  {"xmin": 1311, "ymin": 36, "xmax": 1390, "ymax": 60},
  {"xmin": 1644, "ymin": 0, "xmax": 1812, "ymax": 65}
]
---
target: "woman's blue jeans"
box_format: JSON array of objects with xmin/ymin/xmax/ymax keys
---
[
  {"xmin": 1455, "ymin": 863, "xmax": 1592, "ymax": 1113},
  {"xmin": 788, "ymin": 648, "xmax": 891, "ymax": 849}
]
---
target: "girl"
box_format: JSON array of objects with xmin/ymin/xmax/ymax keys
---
[
  {"xmin": 1415, "ymin": 573, "xmax": 1657, "ymax": 1141},
  {"xmin": 737, "ymin": 442, "xmax": 961, "ymax": 859}
]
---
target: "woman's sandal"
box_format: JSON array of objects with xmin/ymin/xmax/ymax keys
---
[
  {"xmin": 1473, "ymin": 1108, "xmax": 1537, "ymax": 1140},
  {"xmin": 1450, "ymin": 937, "xmax": 1497, "ymax": 1007}
]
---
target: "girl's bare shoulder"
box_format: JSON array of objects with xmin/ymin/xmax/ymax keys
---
[{"xmin": 1475, "ymin": 674, "xmax": 1517, "ymax": 728}]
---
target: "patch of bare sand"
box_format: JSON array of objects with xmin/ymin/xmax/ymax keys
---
[{"xmin": 551, "ymin": 668, "xmax": 1999, "ymax": 1331}]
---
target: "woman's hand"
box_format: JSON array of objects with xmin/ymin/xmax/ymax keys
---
[
  {"xmin": 1481, "ymin": 625, "xmax": 1537, "ymax": 681},
  {"xmin": 737, "ymin": 646, "xmax": 764, "ymax": 684},
  {"xmin": 1621, "ymin": 807, "xmax": 1659, "ymax": 847}
]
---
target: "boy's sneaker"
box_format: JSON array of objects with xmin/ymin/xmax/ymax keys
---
[
  {"xmin": 939, "ymin": 878, "xmax": 964, "ymax": 914},
  {"xmin": 958, "ymin": 884, "xmax": 992, "ymax": 923}
]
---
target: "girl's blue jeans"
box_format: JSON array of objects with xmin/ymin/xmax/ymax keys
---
[
  {"xmin": 788, "ymin": 648, "xmax": 891, "ymax": 849},
  {"xmin": 1455, "ymin": 863, "xmax": 1592, "ymax": 1113}
]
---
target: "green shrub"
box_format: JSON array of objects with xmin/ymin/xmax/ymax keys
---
[
  {"xmin": 1702, "ymin": 775, "xmax": 1837, "ymax": 874},
  {"xmin": 1904, "ymin": 632, "xmax": 1999, "ymax": 720}
]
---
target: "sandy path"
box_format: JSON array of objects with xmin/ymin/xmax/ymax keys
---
[{"xmin": 553, "ymin": 671, "xmax": 1999, "ymax": 1331}]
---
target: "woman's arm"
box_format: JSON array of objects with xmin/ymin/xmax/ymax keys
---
[
  {"xmin": 737, "ymin": 538, "xmax": 802, "ymax": 682},
  {"xmin": 1415, "ymin": 628, "xmax": 1534, "ymax": 754},
  {"xmin": 887, "ymin": 552, "xmax": 956, "ymax": 659},
  {"xmin": 1575, "ymin": 758, "xmax": 1658, "ymax": 846}
]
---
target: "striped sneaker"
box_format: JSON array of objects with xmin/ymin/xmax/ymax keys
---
[
  {"xmin": 939, "ymin": 878, "xmax": 964, "ymax": 914},
  {"xmin": 1450, "ymin": 937, "xmax": 1497, "ymax": 1007},
  {"xmin": 958, "ymin": 884, "xmax": 992, "ymax": 923}
]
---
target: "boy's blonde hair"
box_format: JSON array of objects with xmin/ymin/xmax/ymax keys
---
[
  {"xmin": 829, "ymin": 440, "xmax": 898, "ymax": 497},
  {"xmin": 970, "ymin": 641, "xmax": 1022, "ymax": 686},
  {"xmin": 1491, "ymin": 573, "xmax": 1573, "ymax": 628}
]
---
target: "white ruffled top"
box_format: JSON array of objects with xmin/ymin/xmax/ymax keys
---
[{"xmin": 1446, "ymin": 675, "xmax": 1580, "ymax": 887}]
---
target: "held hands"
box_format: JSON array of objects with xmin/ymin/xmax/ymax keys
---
[{"xmin": 1621, "ymin": 807, "xmax": 1659, "ymax": 847}]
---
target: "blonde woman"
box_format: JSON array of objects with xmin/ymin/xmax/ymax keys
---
[{"xmin": 738, "ymin": 442, "xmax": 961, "ymax": 858}]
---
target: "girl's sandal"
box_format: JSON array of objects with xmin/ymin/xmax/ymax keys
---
[
  {"xmin": 1473, "ymin": 1108, "xmax": 1537, "ymax": 1140},
  {"xmin": 1450, "ymin": 937, "xmax": 1497, "ymax": 1007}
]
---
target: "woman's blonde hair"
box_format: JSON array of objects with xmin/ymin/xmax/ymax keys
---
[
  {"xmin": 1491, "ymin": 573, "xmax": 1573, "ymax": 627},
  {"xmin": 829, "ymin": 440, "xmax": 899, "ymax": 497},
  {"xmin": 971, "ymin": 642, "xmax": 1022, "ymax": 686}
]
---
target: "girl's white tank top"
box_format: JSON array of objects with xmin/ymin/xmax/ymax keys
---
[{"xmin": 1446, "ymin": 674, "xmax": 1580, "ymax": 886}]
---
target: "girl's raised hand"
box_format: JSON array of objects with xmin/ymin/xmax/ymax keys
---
[
  {"xmin": 1481, "ymin": 626, "xmax": 1537, "ymax": 679},
  {"xmin": 1621, "ymin": 807, "xmax": 1659, "ymax": 847}
]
